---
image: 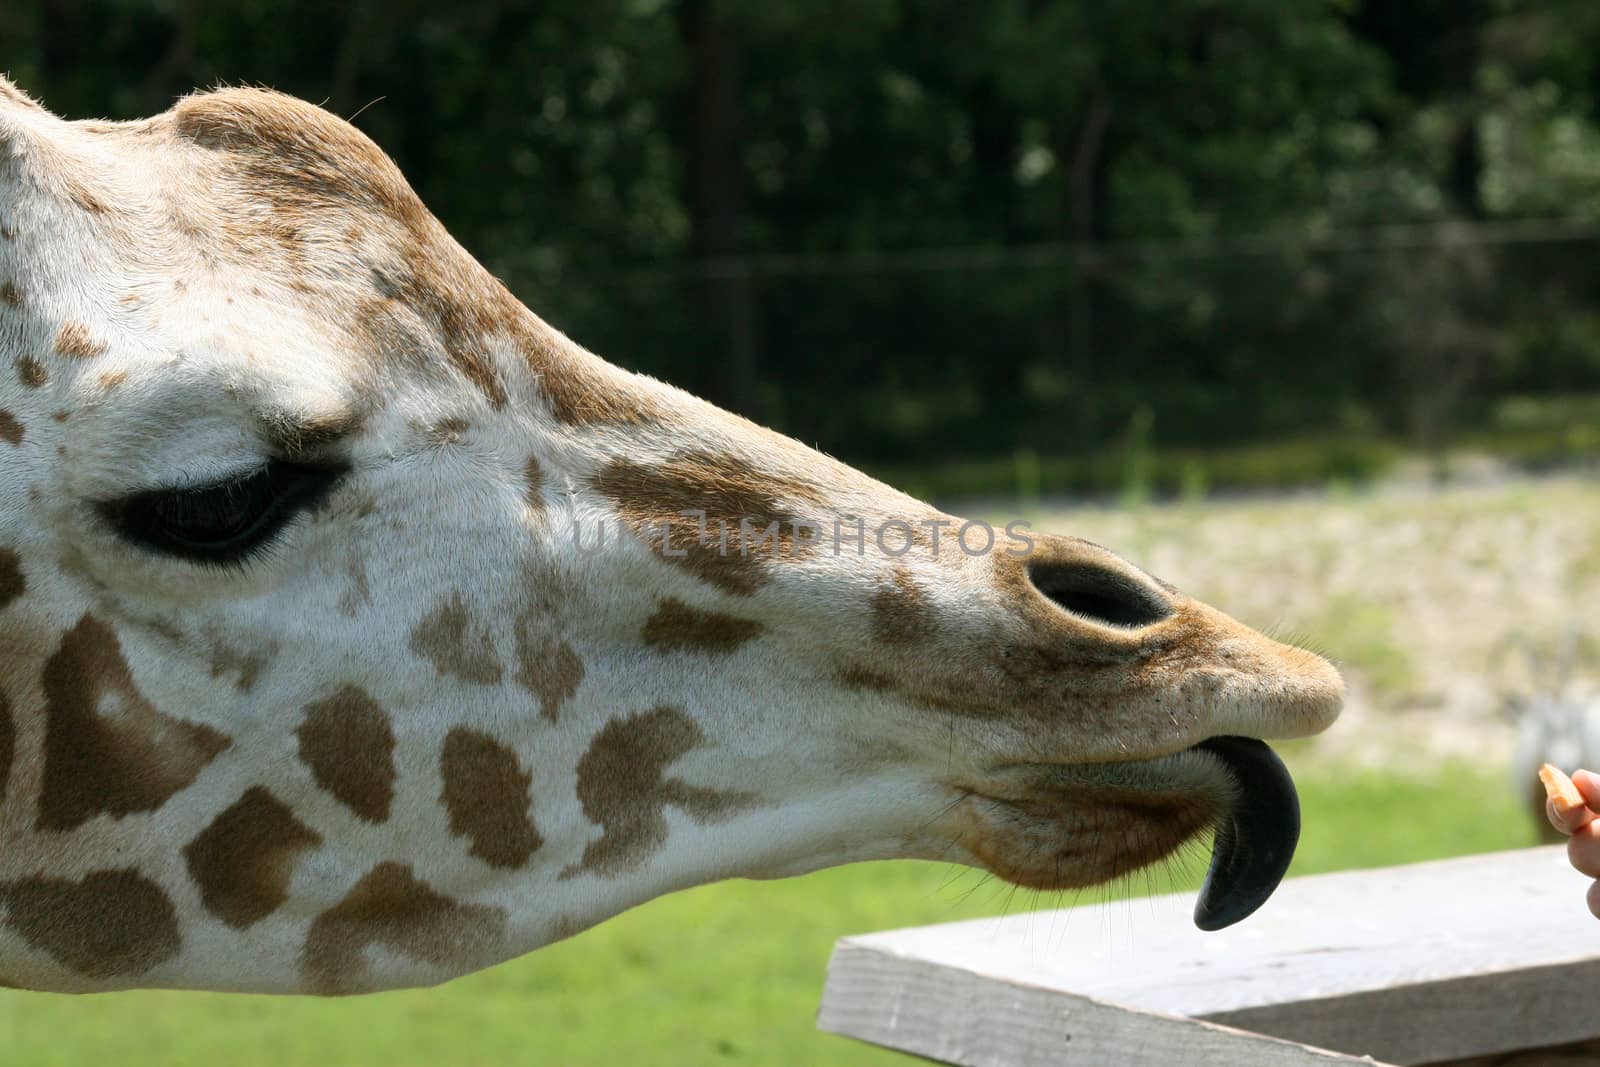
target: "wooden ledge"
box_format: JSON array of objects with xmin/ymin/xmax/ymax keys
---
[{"xmin": 819, "ymin": 846, "xmax": 1600, "ymax": 1065}]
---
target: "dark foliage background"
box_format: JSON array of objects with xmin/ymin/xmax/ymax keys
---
[{"xmin": 7, "ymin": 1, "xmax": 1600, "ymax": 488}]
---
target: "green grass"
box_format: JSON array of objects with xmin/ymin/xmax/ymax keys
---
[{"xmin": 0, "ymin": 761, "xmax": 1543, "ymax": 1067}]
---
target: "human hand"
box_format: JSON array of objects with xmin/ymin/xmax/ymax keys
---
[{"xmin": 1541, "ymin": 763, "xmax": 1600, "ymax": 918}]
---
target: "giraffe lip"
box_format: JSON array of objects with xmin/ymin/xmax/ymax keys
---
[
  {"xmin": 1190, "ymin": 736, "xmax": 1300, "ymax": 931},
  {"xmin": 947, "ymin": 738, "xmax": 1297, "ymax": 903}
]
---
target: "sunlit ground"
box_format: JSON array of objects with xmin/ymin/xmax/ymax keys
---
[{"xmin": 2, "ymin": 475, "xmax": 1583, "ymax": 1065}]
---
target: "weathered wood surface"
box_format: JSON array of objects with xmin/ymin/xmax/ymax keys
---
[
  {"xmin": 819, "ymin": 847, "xmax": 1600, "ymax": 1065},
  {"xmin": 821, "ymin": 943, "xmax": 1395, "ymax": 1066}
]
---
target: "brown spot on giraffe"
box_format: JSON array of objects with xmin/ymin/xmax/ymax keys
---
[
  {"xmin": 65, "ymin": 177, "xmax": 108, "ymax": 216},
  {"xmin": 0, "ymin": 870, "xmax": 180, "ymax": 979},
  {"xmin": 838, "ymin": 664, "xmax": 897, "ymax": 693},
  {"xmin": 561, "ymin": 706, "xmax": 760, "ymax": 879},
  {"xmin": 301, "ymin": 862, "xmax": 506, "ymax": 994},
  {"xmin": 543, "ymin": 915, "xmax": 585, "ymax": 945},
  {"xmin": 423, "ymin": 416, "xmax": 470, "ymax": 447},
  {"xmin": 36, "ymin": 616, "xmax": 231, "ymax": 831},
  {"xmin": 512, "ymin": 625, "xmax": 584, "ymax": 722},
  {"xmin": 0, "ymin": 411, "xmax": 20, "ymax": 446},
  {"xmin": 523, "ymin": 455, "xmax": 543, "ymax": 513},
  {"xmin": 409, "ymin": 591, "xmax": 504, "ymax": 684},
  {"xmin": 338, "ymin": 550, "xmax": 373, "ymax": 618},
  {"xmin": 15, "ymin": 355, "xmax": 47, "ymax": 388},
  {"xmin": 182, "ymin": 787, "xmax": 322, "ymax": 929},
  {"xmin": 53, "ymin": 322, "xmax": 109, "ymax": 359},
  {"xmin": 376, "ymin": 267, "xmax": 510, "ymax": 410},
  {"xmin": 208, "ymin": 638, "xmax": 271, "ymax": 693},
  {"xmin": 594, "ymin": 453, "xmax": 826, "ymax": 596},
  {"xmin": 0, "ymin": 549, "xmax": 22, "ymax": 610},
  {"xmin": 352, "ymin": 293, "xmax": 417, "ymax": 368},
  {"xmin": 642, "ymin": 598, "xmax": 764, "ymax": 655},
  {"xmin": 871, "ymin": 567, "xmax": 936, "ymax": 645},
  {"xmin": 260, "ymin": 409, "xmax": 364, "ymax": 457},
  {"xmin": 0, "ymin": 281, "xmax": 20, "ymax": 306},
  {"xmin": 296, "ymin": 686, "xmax": 397, "ymax": 824},
  {"xmin": 440, "ymin": 727, "xmax": 543, "ymax": 869},
  {"xmin": 515, "ymin": 329, "xmax": 665, "ymax": 427}
]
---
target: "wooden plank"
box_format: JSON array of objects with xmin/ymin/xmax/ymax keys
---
[
  {"xmin": 819, "ymin": 942, "xmax": 1394, "ymax": 1066},
  {"xmin": 820, "ymin": 847, "xmax": 1600, "ymax": 1065}
]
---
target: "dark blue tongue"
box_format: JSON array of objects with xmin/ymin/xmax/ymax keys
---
[{"xmin": 1192, "ymin": 737, "xmax": 1301, "ymax": 931}]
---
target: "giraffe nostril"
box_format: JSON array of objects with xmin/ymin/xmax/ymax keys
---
[{"xmin": 1026, "ymin": 559, "xmax": 1172, "ymax": 629}]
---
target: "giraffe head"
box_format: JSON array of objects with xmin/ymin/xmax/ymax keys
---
[{"xmin": 0, "ymin": 79, "xmax": 1341, "ymax": 994}]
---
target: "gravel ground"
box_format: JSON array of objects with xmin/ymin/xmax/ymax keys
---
[{"xmin": 1027, "ymin": 473, "xmax": 1600, "ymax": 767}]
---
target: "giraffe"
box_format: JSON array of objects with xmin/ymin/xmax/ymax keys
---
[{"xmin": 0, "ymin": 77, "xmax": 1343, "ymax": 995}]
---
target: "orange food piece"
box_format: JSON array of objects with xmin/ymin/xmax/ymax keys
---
[{"xmin": 1540, "ymin": 763, "xmax": 1588, "ymax": 820}]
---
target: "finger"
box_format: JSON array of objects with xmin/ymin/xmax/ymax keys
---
[
  {"xmin": 1588, "ymin": 880, "xmax": 1600, "ymax": 921},
  {"xmin": 1570, "ymin": 821, "xmax": 1600, "ymax": 878},
  {"xmin": 1549, "ymin": 797, "xmax": 1579, "ymax": 836},
  {"xmin": 1574, "ymin": 769, "xmax": 1600, "ymax": 810}
]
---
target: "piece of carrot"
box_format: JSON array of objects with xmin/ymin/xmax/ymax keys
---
[{"xmin": 1540, "ymin": 763, "xmax": 1589, "ymax": 822}]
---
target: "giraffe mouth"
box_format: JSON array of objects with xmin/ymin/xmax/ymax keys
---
[{"xmin": 948, "ymin": 736, "xmax": 1299, "ymax": 930}]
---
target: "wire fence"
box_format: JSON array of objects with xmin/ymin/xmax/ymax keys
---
[
  {"xmin": 489, "ymin": 217, "xmax": 1600, "ymax": 495},
  {"xmin": 497, "ymin": 216, "xmax": 1600, "ymax": 281}
]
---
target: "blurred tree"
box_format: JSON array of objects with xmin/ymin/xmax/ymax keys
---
[
  {"xmin": 677, "ymin": 0, "xmax": 756, "ymax": 415},
  {"xmin": 4, "ymin": 0, "xmax": 1600, "ymax": 481}
]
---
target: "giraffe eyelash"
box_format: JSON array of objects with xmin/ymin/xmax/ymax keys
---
[{"xmin": 100, "ymin": 460, "xmax": 347, "ymax": 566}]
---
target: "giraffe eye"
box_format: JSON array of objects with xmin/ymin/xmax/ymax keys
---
[{"xmin": 104, "ymin": 461, "xmax": 345, "ymax": 564}]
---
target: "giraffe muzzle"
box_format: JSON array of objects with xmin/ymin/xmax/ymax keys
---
[{"xmin": 1190, "ymin": 736, "xmax": 1301, "ymax": 931}]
